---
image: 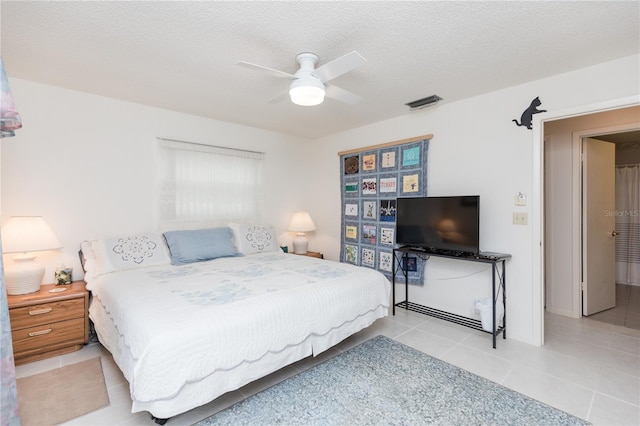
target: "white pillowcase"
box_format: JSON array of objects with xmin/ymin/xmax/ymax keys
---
[
  {"xmin": 229, "ymin": 223, "xmax": 279, "ymax": 255},
  {"xmin": 91, "ymin": 233, "xmax": 171, "ymax": 275},
  {"xmin": 79, "ymin": 240, "xmax": 97, "ymax": 278}
]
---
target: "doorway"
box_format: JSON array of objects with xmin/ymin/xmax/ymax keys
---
[
  {"xmin": 584, "ymin": 131, "xmax": 640, "ymax": 329},
  {"xmin": 531, "ymin": 97, "xmax": 640, "ymax": 347},
  {"xmin": 542, "ymin": 110, "xmax": 640, "ymax": 329}
]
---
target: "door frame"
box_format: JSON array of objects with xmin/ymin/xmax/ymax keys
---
[
  {"xmin": 574, "ymin": 126, "xmax": 639, "ymax": 317},
  {"xmin": 531, "ymin": 95, "xmax": 640, "ymax": 346}
]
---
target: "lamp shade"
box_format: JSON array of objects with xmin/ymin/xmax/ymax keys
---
[
  {"xmin": 2, "ymin": 216, "xmax": 61, "ymax": 295},
  {"xmin": 288, "ymin": 211, "xmax": 316, "ymax": 233},
  {"xmin": 2, "ymin": 216, "xmax": 62, "ymax": 254}
]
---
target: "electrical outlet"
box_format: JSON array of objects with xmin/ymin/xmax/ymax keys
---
[
  {"xmin": 513, "ymin": 212, "xmax": 528, "ymax": 225},
  {"xmin": 515, "ymin": 192, "xmax": 527, "ymax": 206}
]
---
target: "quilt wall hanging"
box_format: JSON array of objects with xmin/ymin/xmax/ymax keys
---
[{"xmin": 339, "ymin": 134, "xmax": 432, "ymax": 285}]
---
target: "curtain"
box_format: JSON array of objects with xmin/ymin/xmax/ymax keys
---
[
  {"xmin": 1, "ymin": 58, "xmax": 22, "ymax": 138},
  {"xmin": 1, "ymin": 234, "xmax": 20, "ymax": 425},
  {"xmin": 0, "ymin": 56, "xmax": 21, "ymax": 425},
  {"xmin": 157, "ymin": 138, "xmax": 265, "ymax": 229},
  {"xmin": 615, "ymin": 165, "xmax": 640, "ymax": 285}
]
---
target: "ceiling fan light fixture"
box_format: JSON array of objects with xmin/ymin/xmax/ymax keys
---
[
  {"xmin": 289, "ymin": 79, "xmax": 325, "ymax": 106},
  {"xmin": 239, "ymin": 50, "xmax": 365, "ymax": 106}
]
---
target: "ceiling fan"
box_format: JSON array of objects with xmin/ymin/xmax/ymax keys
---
[{"xmin": 237, "ymin": 50, "xmax": 366, "ymax": 106}]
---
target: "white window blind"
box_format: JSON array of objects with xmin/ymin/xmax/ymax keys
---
[{"xmin": 158, "ymin": 138, "xmax": 265, "ymax": 228}]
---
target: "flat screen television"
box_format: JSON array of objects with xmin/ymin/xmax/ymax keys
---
[{"xmin": 396, "ymin": 195, "xmax": 480, "ymax": 254}]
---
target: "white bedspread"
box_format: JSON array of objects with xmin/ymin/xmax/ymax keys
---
[{"xmin": 86, "ymin": 252, "xmax": 390, "ymax": 408}]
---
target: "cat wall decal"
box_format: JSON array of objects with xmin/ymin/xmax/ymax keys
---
[{"xmin": 513, "ymin": 97, "xmax": 546, "ymax": 130}]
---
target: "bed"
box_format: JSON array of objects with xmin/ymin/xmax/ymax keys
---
[{"xmin": 80, "ymin": 225, "xmax": 391, "ymax": 421}]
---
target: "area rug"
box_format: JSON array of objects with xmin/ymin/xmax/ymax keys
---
[
  {"xmin": 17, "ymin": 357, "xmax": 110, "ymax": 425},
  {"xmin": 195, "ymin": 336, "xmax": 589, "ymax": 426}
]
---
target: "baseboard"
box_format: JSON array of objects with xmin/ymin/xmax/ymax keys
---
[{"xmin": 545, "ymin": 307, "xmax": 579, "ymax": 318}]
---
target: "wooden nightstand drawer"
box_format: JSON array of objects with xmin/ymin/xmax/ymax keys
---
[
  {"xmin": 8, "ymin": 280, "xmax": 89, "ymax": 365},
  {"xmin": 9, "ymin": 298, "xmax": 84, "ymax": 330},
  {"xmin": 11, "ymin": 317, "xmax": 85, "ymax": 355}
]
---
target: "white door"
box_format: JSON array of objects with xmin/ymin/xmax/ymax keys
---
[{"xmin": 582, "ymin": 137, "xmax": 616, "ymax": 315}]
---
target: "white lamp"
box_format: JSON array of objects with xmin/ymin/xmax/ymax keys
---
[
  {"xmin": 1, "ymin": 216, "xmax": 62, "ymax": 295},
  {"xmin": 288, "ymin": 211, "xmax": 316, "ymax": 254}
]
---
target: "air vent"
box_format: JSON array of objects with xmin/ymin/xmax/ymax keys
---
[{"xmin": 405, "ymin": 95, "xmax": 442, "ymax": 110}]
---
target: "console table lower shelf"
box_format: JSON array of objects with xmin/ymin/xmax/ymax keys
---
[
  {"xmin": 395, "ymin": 301, "xmax": 506, "ymax": 338},
  {"xmin": 392, "ymin": 246, "xmax": 511, "ymax": 348}
]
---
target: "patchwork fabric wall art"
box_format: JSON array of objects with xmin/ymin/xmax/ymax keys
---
[{"xmin": 339, "ymin": 135, "xmax": 431, "ymax": 285}]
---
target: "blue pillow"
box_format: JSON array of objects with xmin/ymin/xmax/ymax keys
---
[{"xmin": 163, "ymin": 227, "xmax": 241, "ymax": 265}]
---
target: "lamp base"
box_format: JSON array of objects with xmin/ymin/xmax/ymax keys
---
[
  {"xmin": 5, "ymin": 254, "xmax": 44, "ymax": 295},
  {"xmin": 292, "ymin": 233, "xmax": 309, "ymax": 255}
]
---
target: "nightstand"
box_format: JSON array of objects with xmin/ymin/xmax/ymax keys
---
[
  {"xmin": 8, "ymin": 280, "xmax": 89, "ymax": 365},
  {"xmin": 291, "ymin": 251, "xmax": 324, "ymax": 259}
]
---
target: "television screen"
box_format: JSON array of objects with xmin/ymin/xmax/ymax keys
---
[{"xmin": 396, "ymin": 196, "xmax": 480, "ymax": 254}]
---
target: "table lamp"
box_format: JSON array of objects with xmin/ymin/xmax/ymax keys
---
[
  {"xmin": 1, "ymin": 216, "xmax": 62, "ymax": 295},
  {"xmin": 288, "ymin": 211, "xmax": 316, "ymax": 254}
]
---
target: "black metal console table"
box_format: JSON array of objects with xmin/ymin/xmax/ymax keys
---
[{"xmin": 392, "ymin": 246, "xmax": 511, "ymax": 348}]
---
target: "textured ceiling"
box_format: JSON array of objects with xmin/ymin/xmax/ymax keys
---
[{"xmin": 1, "ymin": 1, "xmax": 639, "ymax": 139}]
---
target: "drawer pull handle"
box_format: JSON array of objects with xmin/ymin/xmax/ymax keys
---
[
  {"xmin": 29, "ymin": 307, "xmax": 53, "ymax": 316},
  {"xmin": 28, "ymin": 328, "xmax": 53, "ymax": 337}
]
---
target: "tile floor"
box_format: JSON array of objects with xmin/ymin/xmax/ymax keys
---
[
  {"xmin": 15, "ymin": 310, "xmax": 640, "ymax": 426},
  {"xmin": 588, "ymin": 284, "xmax": 640, "ymax": 330}
]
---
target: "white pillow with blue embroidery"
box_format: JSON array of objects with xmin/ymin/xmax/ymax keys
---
[
  {"xmin": 229, "ymin": 223, "xmax": 279, "ymax": 255},
  {"xmin": 91, "ymin": 233, "xmax": 171, "ymax": 275}
]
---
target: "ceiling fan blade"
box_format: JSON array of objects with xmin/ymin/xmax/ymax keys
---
[
  {"xmin": 314, "ymin": 50, "xmax": 366, "ymax": 82},
  {"xmin": 267, "ymin": 89, "xmax": 290, "ymax": 104},
  {"xmin": 236, "ymin": 61, "xmax": 294, "ymax": 79},
  {"xmin": 325, "ymin": 83, "xmax": 361, "ymax": 104}
]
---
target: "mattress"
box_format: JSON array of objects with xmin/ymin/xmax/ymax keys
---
[{"xmin": 85, "ymin": 250, "xmax": 391, "ymax": 418}]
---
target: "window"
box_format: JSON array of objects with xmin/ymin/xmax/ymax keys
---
[{"xmin": 158, "ymin": 138, "xmax": 265, "ymax": 228}]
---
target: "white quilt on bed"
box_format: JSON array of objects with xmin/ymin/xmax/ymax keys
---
[{"xmin": 86, "ymin": 251, "xmax": 390, "ymax": 405}]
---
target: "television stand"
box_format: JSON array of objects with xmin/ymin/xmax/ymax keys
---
[{"xmin": 392, "ymin": 246, "xmax": 511, "ymax": 348}]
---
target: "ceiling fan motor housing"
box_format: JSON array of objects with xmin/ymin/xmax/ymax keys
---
[{"xmin": 289, "ymin": 53, "xmax": 326, "ymax": 106}]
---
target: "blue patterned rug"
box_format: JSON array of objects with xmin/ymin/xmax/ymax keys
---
[{"xmin": 194, "ymin": 335, "xmax": 589, "ymax": 425}]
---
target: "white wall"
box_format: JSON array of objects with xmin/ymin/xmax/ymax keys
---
[
  {"xmin": 543, "ymin": 131, "xmax": 575, "ymax": 317},
  {"xmin": 1, "ymin": 79, "xmax": 310, "ymax": 283},
  {"xmin": 617, "ymin": 145, "xmax": 640, "ymax": 165},
  {"xmin": 304, "ymin": 54, "xmax": 640, "ymax": 345}
]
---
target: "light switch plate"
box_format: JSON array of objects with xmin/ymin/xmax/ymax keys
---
[{"xmin": 513, "ymin": 212, "xmax": 528, "ymax": 225}]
